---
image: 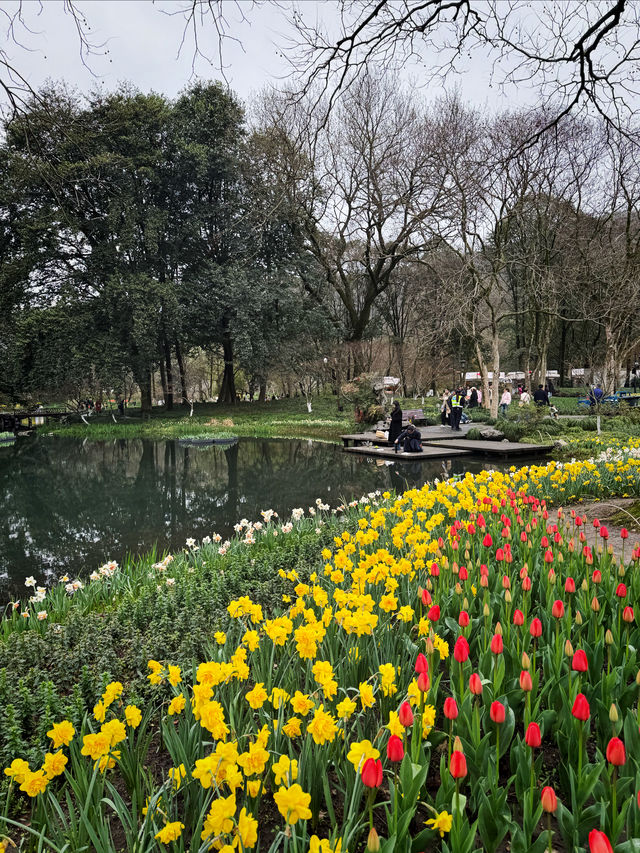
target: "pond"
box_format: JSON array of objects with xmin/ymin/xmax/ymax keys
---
[{"xmin": 0, "ymin": 435, "xmax": 504, "ymax": 601}]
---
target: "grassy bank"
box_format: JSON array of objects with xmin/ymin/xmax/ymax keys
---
[{"xmin": 45, "ymin": 397, "xmax": 356, "ymax": 442}]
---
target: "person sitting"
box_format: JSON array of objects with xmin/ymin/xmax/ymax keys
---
[{"xmin": 395, "ymin": 423, "xmax": 422, "ymax": 453}]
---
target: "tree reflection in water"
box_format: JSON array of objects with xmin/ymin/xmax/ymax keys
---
[{"xmin": 0, "ymin": 436, "xmax": 491, "ymax": 600}]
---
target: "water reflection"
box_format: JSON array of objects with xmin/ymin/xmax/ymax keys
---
[{"xmin": 0, "ymin": 436, "xmax": 494, "ymax": 600}]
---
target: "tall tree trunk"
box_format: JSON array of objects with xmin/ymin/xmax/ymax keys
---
[
  {"xmin": 163, "ymin": 336, "xmax": 174, "ymax": 410},
  {"xmin": 137, "ymin": 369, "xmax": 152, "ymax": 419},
  {"xmin": 603, "ymin": 325, "xmax": 619, "ymax": 395},
  {"xmin": 559, "ymin": 320, "xmax": 567, "ymax": 386},
  {"xmin": 490, "ymin": 329, "xmax": 500, "ymax": 419},
  {"xmin": 175, "ymin": 340, "xmax": 188, "ymax": 405},
  {"xmin": 474, "ymin": 342, "xmax": 490, "ymax": 413},
  {"xmin": 258, "ymin": 379, "xmax": 267, "ymax": 402},
  {"xmin": 159, "ymin": 358, "xmax": 168, "ymax": 402},
  {"xmin": 218, "ymin": 333, "xmax": 236, "ymax": 404}
]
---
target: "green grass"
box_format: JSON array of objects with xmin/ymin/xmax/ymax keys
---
[{"xmin": 46, "ymin": 396, "xmax": 356, "ymax": 442}]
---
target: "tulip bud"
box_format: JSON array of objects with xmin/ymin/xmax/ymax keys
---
[
  {"xmin": 463, "ymin": 597, "xmax": 469, "ymax": 610},
  {"xmin": 398, "ymin": 701, "xmax": 414, "ymax": 728},
  {"xmin": 469, "ymin": 673, "xmax": 483, "ymax": 695},
  {"xmin": 449, "ymin": 750, "xmax": 467, "ymax": 779},
  {"xmin": 425, "ymin": 637, "xmax": 434, "ymax": 655},
  {"xmin": 522, "ymin": 652, "xmax": 531, "ymax": 670},
  {"xmin": 605, "ymin": 736, "xmax": 626, "ymax": 766},
  {"xmin": 417, "ymin": 672, "xmax": 430, "ymax": 693},
  {"xmin": 387, "ymin": 734, "xmax": 405, "ymax": 763},
  {"xmin": 623, "ymin": 606, "xmax": 634, "ymax": 623},
  {"xmin": 495, "ymin": 621, "xmax": 503, "ymax": 635},
  {"xmin": 425, "ymin": 578, "xmax": 433, "ymax": 591},
  {"xmin": 581, "ymin": 578, "xmax": 588, "ymax": 592},
  {"xmin": 490, "ymin": 634, "xmax": 504, "ymax": 655},
  {"xmin": 609, "ymin": 703, "xmax": 619, "ymax": 723},
  {"xmin": 605, "ymin": 629, "xmax": 614, "ymax": 646},
  {"xmin": 591, "ymin": 596, "xmax": 600, "ymax": 612},
  {"xmin": 366, "ymin": 827, "xmax": 381, "ymax": 853},
  {"xmin": 575, "ymin": 610, "xmax": 583, "ymax": 625},
  {"xmin": 415, "ymin": 653, "xmax": 428, "ymax": 674},
  {"xmin": 483, "ymin": 603, "xmax": 490, "ymax": 617},
  {"xmin": 564, "ymin": 639, "xmax": 574, "ymax": 657},
  {"xmin": 541, "ymin": 786, "xmax": 557, "ymax": 813},
  {"xmin": 453, "ymin": 735, "xmax": 463, "ymax": 752},
  {"xmin": 505, "ymin": 589, "xmax": 512, "ymax": 603},
  {"xmin": 444, "ymin": 697, "xmax": 459, "ymax": 720},
  {"xmin": 572, "ymin": 650, "xmax": 588, "ymax": 672},
  {"xmin": 636, "ymin": 669, "xmax": 640, "ymax": 686},
  {"xmin": 519, "ymin": 670, "xmax": 533, "ymax": 692},
  {"xmin": 490, "ymin": 701, "xmax": 505, "ymax": 724},
  {"xmin": 571, "ymin": 693, "xmax": 590, "ymax": 721},
  {"xmin": 525, "ymin": 721, "xmax": 541, "ymax": 747}
]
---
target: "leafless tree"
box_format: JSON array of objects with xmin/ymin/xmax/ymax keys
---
[{"xmin": 256, "ymin": 73, "xmax": 448, "ymax": 374}]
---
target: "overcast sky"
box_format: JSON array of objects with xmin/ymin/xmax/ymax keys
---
[{"xmin": 0, "ymin": 0, "xmax": 523, "ymax": 110}]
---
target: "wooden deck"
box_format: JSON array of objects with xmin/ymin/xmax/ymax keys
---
[
  {"xmin": 343, "ymin": 445, "xmax": 472, "ymax": 461},
  {"xmin": 426, "ymin": 439, "xmax": 553, "ymax": 457},
  {"xmin": 341, "ymin": 433, "xmax": 392, "ymax": 447}
]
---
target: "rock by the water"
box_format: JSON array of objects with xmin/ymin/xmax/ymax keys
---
[{"xmin": 479, "ymin": 428, "xmax": 505, "ymax": 441}]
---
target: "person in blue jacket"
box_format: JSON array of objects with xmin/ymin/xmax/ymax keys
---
[{"xmin": 395, "ymin": 423, "xmax": 422, "ymax": 453}]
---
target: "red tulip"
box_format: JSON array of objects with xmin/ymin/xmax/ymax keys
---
[
  {"xmin": 490, "ymin": 701, "xmax": 505, "ymax": 724},
  {"xmin": 522, "ymin": 576, "xmax": 532, "ymax": 591},
  {"xmin": 525, "ymin": 722, "xmax": 541, "ymax": 747},
  {"xmin": 417, "ymin": 672, "xmax": 430, "ymax": 693},
  {"xmin": 592, "ymin": 518, "xmax": 600, "ymax": 529},
  {"xmin": 513, "ymin": 609, "xmax": 524, "ymax": 626},
  {"xmin": 398, "ymin": 701, "xmax": 414, "ymax": 728},
  {"xmin": 541, "ymin": 786, "xmax": 557, "ymax": 813},
  {"xmin": 529, "ymin": 618, "xmax": 542, "ymax": 638},
  {"xmin": 616, "ymin": 583, "xmax": 627, "ymax": 598},
  {"xmin": 588, "ymin": 829, "xmax": 613, "ymax": 853},
  {"xmin": 454, "ymin": 636, "xmax": 470, "ymax": 662},
  {"xmin": 565, "ymin": 577, "xmax": 576, "ymax": 593},
  {"xmin": 361, "ymin": 757, "xmax": 383, "ymax": 788},
  {"xmin": 519, "ymin": 670, "xmax": 533, "ymax": 692},
  {"xmin": 600, "ymin": 526, "xmax": 609, "ymax": 540},
  {"xmin": 421, "ymin": 588, "xmax": 432, "ymax": 606},
  {"xmin": 551, "ymin": 600, "xmax": 565, "ymax": 618},
  {"xmin": 592, "ymin": 569, "xmax": 602, "ymax": 584},
  {"xmin": 427, "ymin": 605, "xmax": 441, "ymax": 621},
  {"xmin": 572, "ymin": 650, "xmax": 588, "ymax": 672},
  {"xmin": 571, "ymin": 693, "xmax": 590, "ymax": 721},
  {"xmin": 490, "ymin": 633, "xmax": 504, "ymax": 654},
  {"xmin": 414, "ymin": 653, "xmax": 428, "ymax": 674},
  {"xmin": 469, "ymin": 673, "xmax": 483, "ymax": 695},
  {"xmin": 496, "ymin": 547, "xmax": 505, "ymax": 561},
  {"xmin": 482, "ymin": 534, "xmax": 493, "ymax": 547},
  {"xmin": 502, "ymin": 574, "xmax": 510, "ymax": 589},
  {"xmin": 449, "ymin": 750, "xmax": 467, "ymax": 779},
  {"xmin": 444, "ymin": 697, "xmax": 459, "ymax": 720},
  {"xmin": 623, "ymin": 606, "xmax": 635, "ymax": 623},
  {"xmin": 458, "ymin": 610, "xmax": 470, "ymax": 627},
  {"xmin": 605, "ymin": 736, "xmax": 626, "ymax": 766},
  {"xmin": 386, "ymin": 734, "xmax": 404, "ymax": 762},
  {"xmin": 620, "ymin": 527, "xmax": 629, "ymax": 539},
  {"xmin": 544, "ymin": 550, "xmax": 554, "ymax": 564},
  {"xmin": 430, "ymin": 563, "xmax": 440, "ymax": 577}
]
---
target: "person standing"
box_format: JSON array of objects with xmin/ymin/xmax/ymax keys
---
[
  {"xmin": 520, "ymin": 389, "xmax": 531, "ymax": 406},
  {"xmin": 388, "ymin": 400, "xmax": 403, "ymax": 444},
  {"xmin": 468, "ymin": 386, "xmax": 478, "ymax": 408},
  {"xmin": 533, "ymin": 385, "xmax": 549, "ymax": 406},
  {"xmin": 499, "ymin": 387, "xmax": 512, "ymax": 416},
  {"xmin": 440, "ymin": 389, "xmax": 451, "ymax": 426},
  {"xmin": 449, "ymin": 388, "xmax": 464, "ymax": 431}
]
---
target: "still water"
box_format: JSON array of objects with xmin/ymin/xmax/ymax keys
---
[{"xmin": 0, "ymin": 436, "xmax": 501, "ymax": 601}]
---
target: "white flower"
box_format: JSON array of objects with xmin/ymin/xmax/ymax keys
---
[
  {"xmin": 65, "ymin": 583, "xmax": 75, "ymax": 595},
  {"xmin": 315, "ymin": 498, "xmax": 323, "ymax": 506},
  {"xmin": 185, "ymin": 538, "xmax": 196, "ymax": 549},
  {"xmin": 315, "ymin": 527, "xmax": 321, "ymax": 534},
  {"xmin": 218, "ymin": 545, "xmax": 229, "ymax": 555},
  {"xmin": 59, "ymin": 574, "xmax": 69, "ymax": 583},
  {"xmin": 37, "ymin": 610, "xmax": 47, "ymax": 621},
  {"xmin": 261, "ymin": 509, "xmax": 275, "ymax": 523},
  {"xmin": 308, "ymin": 507, "xmax": 316, "ymax": 516},
  {"xmin": 166, "ymin": 577, "xmax": 176, "ymax": 586},
  {"xmin": 202, "ymin": 536, "xmax": 211, "ymax": 545},
  {"xmin": 25, "ymin": 576, "xmax": 36, "ymax": 588},
  {"xmin": 253, "ymin": 521, "xmax": 263, "ymax": 531},
  {"xmin": 233, "ymin": 523, "xmax": 243, "ymax": 533},
  {"xmin": 89, "ymin": 571, "xmax": 100, "ymax": 581},
  {"xmin": 281, "ymin": 522, "xmax": 293, "ymax": 534},
  {"xmin": 212, "ymin": 533, "xmax": 222, "ymax": 543},
  {"xmin": 292, "ymin": 508, "xmax": 304, "ymax": 521}
]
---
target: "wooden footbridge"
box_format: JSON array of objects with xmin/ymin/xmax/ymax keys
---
[{"xmin": 0, "ymin": 408, "xmax": 78, "ymax": 431}]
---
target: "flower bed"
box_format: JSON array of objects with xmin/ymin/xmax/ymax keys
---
[{"xmin": 3, "ymin": 452, "xmax": 640, "ymax": 851}]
